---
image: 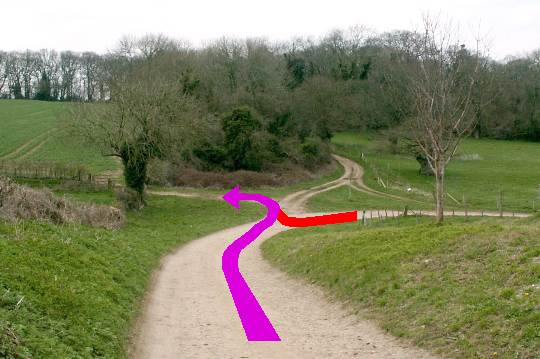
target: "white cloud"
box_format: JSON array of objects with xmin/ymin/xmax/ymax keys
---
[{"xmin": 1, "ymin": 0, "xmax": 538, "ymax": 59}]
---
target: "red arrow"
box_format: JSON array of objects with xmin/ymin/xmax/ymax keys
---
[{"xmin": 277, "ymin": 209, "xmax": 357, "ymax": 227}]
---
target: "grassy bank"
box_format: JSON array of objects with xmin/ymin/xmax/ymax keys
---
[
  {"xmin": 0, "ymin": 192, "xmax": 262, "ymax": 358},
  {"xmin": 262, "ymin": 217, "xmax": 540, "ymax": 358},
  {"xmin": 332, "ymin": 132, "xmax": 540, "ymax": 212}
]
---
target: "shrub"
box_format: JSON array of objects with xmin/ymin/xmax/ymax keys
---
[
  {"xmin": 300, "ymin": 137, "xmax": 331, "ymax": 168},
  {"xmin": 115, "ymin": 188, "xmax": 144, "ymax": 210},
  {"xmin": 192, "ymin": 144, "xmax": 227, "ymax": 171},
  {"xmin": 222, "ymin": 106, "xmax": 261, "ymax": 171},
  {"xmin": 0, "ymin": 177, "xmax": 124, "ymax": 229},
  {"xmin": 146, "ymin": 159, "xmax": 170, "ymax": 186},
  {"xmin": 169, "ymin": 168, "xmax": 279, "ymax": 188}
]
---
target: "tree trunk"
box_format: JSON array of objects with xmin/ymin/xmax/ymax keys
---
[
  {"xmin": 416, "ymin": 154, "xmax": 434, "ymax": 176},
  {"xmin": 434, "ymin": 165, "xmax": 445, "ymax": 223}
]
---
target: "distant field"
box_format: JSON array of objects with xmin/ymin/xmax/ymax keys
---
[
  {"xmin": 0, "ymin": 100, "xmax": 117, "ymax": 173},
  {"xmin": 331, "ymin": 133, "xmax": 540, "ymax": 212}
]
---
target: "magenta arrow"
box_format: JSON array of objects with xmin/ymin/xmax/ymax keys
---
[{"xmin": 222, "ymin": 185, "xmax": 281, "ymax": 341}]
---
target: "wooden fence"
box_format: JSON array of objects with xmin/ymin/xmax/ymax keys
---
[{"xmin": 0, "ymin": 160, "xmax": 93, "ymax": 182}]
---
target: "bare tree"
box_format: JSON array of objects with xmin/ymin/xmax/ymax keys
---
[
  {"xmin": 0, "ymin": 51, "xmax": 9, "ymax": 96},
  {"xmin": 21, "ymin": 50, "xmax": 40, "ymax": 99},
  {"xmin": 75, "ymin": 56, "xmax": 201, "ymax": 207},
  {"xmin": 398, "ymin": 16, "xmax": 485, "ymax": 222},
  {"xmin": 59, "ymin": 51, "xmax": 80, "ymax": 100},
  {"xmin": 81, "ymin": 52, "xmax": 100, "ymax": 101}
]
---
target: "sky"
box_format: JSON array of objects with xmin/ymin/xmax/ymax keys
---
[{"xmin": 1, "ymin": 0, "xmax": 538, "ymax": 60}]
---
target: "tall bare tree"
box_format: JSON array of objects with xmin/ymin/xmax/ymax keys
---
[
  {"xmin": 0, "ymin": 52, "xmax": 8, "ymax": 96},
  {"xmin": 75, "ymin": 54, "xmax": 201, "ymax": 207},
  {"xmin": 399, "ymin": 16, "xmax": 485, "ymax": 222}
]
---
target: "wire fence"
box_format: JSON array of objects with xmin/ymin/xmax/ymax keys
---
[
  {"xmin": 358, "ymin": 150, "xmax": 539, "ymax": 213},
  {"xmin": 0, "ymin": 160, "xmax": 118, "ymax": 189}
]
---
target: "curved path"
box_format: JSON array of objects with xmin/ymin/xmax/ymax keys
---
[
  {"xmin": 130, "ymin": 158, "xmax": 440, "ymax": 359},
  {"xmin": 147, "ymin": 155, "xmax": 530, "ymax": 218}
]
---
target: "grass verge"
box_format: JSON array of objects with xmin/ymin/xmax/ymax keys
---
[
  {"xmin": 262, "ymin": 216, "xmax": 540, "ymax": 359},
  {"xmin": 0, "ymin": 193, "xmax": 262, "ymax": 358}
]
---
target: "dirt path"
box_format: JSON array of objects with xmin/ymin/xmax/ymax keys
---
[{"xmin": 130, "ymin": 158, "xmax": 440, "ymax": 359}]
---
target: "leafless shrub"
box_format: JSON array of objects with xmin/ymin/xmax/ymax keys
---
[
  {"xmin": 115, "ymin": 188, "xmax": 145, "ymax": 210},
  {"xmin": 170, "ymin": 168, "xmax": 279, "ymax": 188},
  {"xmin": 167, "ymin": 162, "xmax": 336, "ymax": 189},
  {"xmin": 0, "ymin": 177, "xmax": 124, "ymax": 230}
]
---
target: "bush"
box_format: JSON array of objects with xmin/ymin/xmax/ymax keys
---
[
  {"xmin": 222, "ymin": 106, "xmax": 261, "ymax": 171},
  {"xmin": 115, "ymin": 188, "xmax": 144, "ymax": 210},
  {"xmin": 192, "ymin": 144, "xmax": 227, "ymax": 171},
  {"xmin": 301, "ymin": 137, "xmax": 331, "ymax": 168},
  {"xmin": 146, "ymin": 159, "xmax": 170, "ymax": 186},
  {"xmin": 0, "ymin": 177, "xmax": 124, "ymax": 229},
  {"xmin": 169, "ymin": 168, "xmax": 279, "ymax": 188}
]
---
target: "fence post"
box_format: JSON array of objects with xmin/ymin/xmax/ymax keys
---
[
  {"xmin": 347, "ymin": 171, "xmax": 352, "ymax": 201},
  {"xmin": 498, "ymin": 189, "xmax": 503, "ymax": 217}
]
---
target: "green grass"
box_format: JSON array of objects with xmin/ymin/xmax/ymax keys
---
[
  {"xmin": 262, "ymin": 217, "xmax": 540, "ymax": 359},
  {"xmin": 0, "ymin": 100, "xmax": 116, "ymax": 173},
  {"xmin": 0, "ymin": 193, "xmax": 263, "ymax": 358},
  {"xmin": 0, "ymin": 100, "xmax": 59, "ymax": 157},
  {"xmin": 332, "ymin": 132, "xmax": 540, "ymax": 212},
  {"xmin": 308, "ymin": 185, "xmax": 435, "ymax": 213},
  {"xmin": 24, "ymin": 129, "xmax": 117, "ymax": 173}
]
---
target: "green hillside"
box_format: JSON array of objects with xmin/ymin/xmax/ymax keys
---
[
  {"xmin": 330, "ymin": 133, "xmax": 540, "ymax": 212},
  {"xmin": 0, "ymin": 100, "xmax": 116, "ymax": 173}
]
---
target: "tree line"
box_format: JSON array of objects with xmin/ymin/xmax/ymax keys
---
[
  {"xmin": 2, "ymin": 26, "xmax": 538, "ymax": 216},
  {"xmin": 1, "ymin": 31, "xmax": 538, "ymax": 141}
]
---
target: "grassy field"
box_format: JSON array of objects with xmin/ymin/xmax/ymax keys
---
[
  {"xmin": 262, "ymin": 216, "xmax": 540, "ymax": 359},
  {"xmin": 0, "ymin": 192, "xmax": 262, "ymax": 358},
  {"xmin": 331, "ymin": 132, "xmax": 540, "ymax": 212},
  {"xmin": 0, "ymin": 100, "xmax": 116, "ymax": 173},
  {"xmin": 308, "ymin": 185, "xmax": 435, "ymax": 213}
]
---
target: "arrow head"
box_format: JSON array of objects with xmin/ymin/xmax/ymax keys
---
[{"xmin": 223, "ymin": 185, "xmax": 241, "ymax": 209}]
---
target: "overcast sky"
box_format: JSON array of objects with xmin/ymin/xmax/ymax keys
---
[{"xmin": 1, "ymin": 0, "xmax": 538, "ymax": 60}]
